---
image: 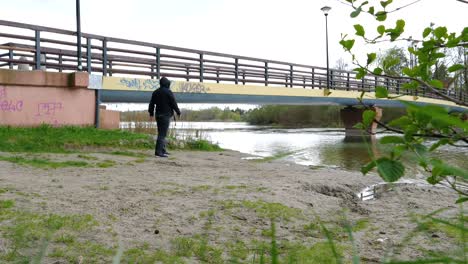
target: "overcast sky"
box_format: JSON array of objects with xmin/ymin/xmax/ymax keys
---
[{"xmin": 1, "ymin": 0, "xmax": 467, "ymax": 69}]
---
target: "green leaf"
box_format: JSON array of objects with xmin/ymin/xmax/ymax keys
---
[
  {"xmin": 433, "ymin": 26, "xmax": 448, "ymax": 39},
  {"xmin": 361, "ymin": 161, "xmax": 377, "ymax": 175},
  {"xmin": 351, "ymin": 8, "xmax": 362, "ymax": 18},
  {"xmin": 368, "ymin": 6, "xmax": 375, "ymax": 15},
  {"xmin": 380, "ymin": 136, "xmax": 405, "ymax": 145},
  {"xmin": 375, "ymin": 86, "xmax": 388, "ymax": 98},
  {"xmin": 401, "ymin": 80, "xmax": 419, "ymax": 90},
  {"xmin": 340, "ymin": 39, "xmax": 355, "ymax": 52},
  {"xmin": 380, "ymin": 0, "xmax": 393, "ymax": 8},
  {"xmin": 423, "ymin": 27, "xmax": 432, "ymax": 38},
  {"xmin": 354, "ymin": 24, "xmax": 365, "ymax": 37},
  {"xmin": 375, "ymin": 11, "xmax": 387, "ymax": 21},
  {"xmin": 456, "ymin": 197, "xmax": 468, "ymax": 204},
  {"xmin": 448, "ymin": 64, "xmax": 464, "ymax": 72},
  {"xmin": 377, "ymin": 25, "xmax": 385, "ymax": 35},
  {"xmin": 431, "ymin": 159, "xmax": 468, "ymax": 180},
  {"xmin": 388, "ymin": 116, "xmax": 412, "ymax": 128},
  {"xmin": 373, "ymin": 67, "xmax": 383, "ymax": 75},
  {"xmin": 376, "ymin": 158, "xmax": 405, "ymax": 182},
  {"xmin": 366, "ymin": 53, "xmax": 376, "ymax": 65},
  {"xmin": 429, "ymin": 79, "xmax": 443, "ymax": 89},
  {"xmin": 362, "ymin": 110, "xmax": 376, "ymax": 128},
  {"xmin": 402, "ymin": 67, "xmax": 415, "ymax": 77},
  {"xmin": 354, "ymin": 67, "xmax": 366, "ymax": 79},
  {"xmin": 429, "ymin": 139, "xmax": 450, "ymax": 152}
]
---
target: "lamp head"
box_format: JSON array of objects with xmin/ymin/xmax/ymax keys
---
[{"xmin": 321, "ymin": 6, "xmax": 331, "ymax": 16}]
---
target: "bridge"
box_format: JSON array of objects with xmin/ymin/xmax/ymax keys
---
[{"xmin": 0, "ymin": 20, "xmax": 466, "ymax": 132}]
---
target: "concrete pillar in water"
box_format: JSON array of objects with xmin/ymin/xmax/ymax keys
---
[{"xmin": 340, "ymin": 106, "xmax": 383, "ymax": 137}]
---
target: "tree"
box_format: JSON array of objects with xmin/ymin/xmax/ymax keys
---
[{"xmin": 377, "ymin": 46, "xmax": 409, "ymax": 76}]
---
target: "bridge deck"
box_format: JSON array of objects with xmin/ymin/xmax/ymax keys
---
[{"xmin": 0, "ymin": 19, "xmax": 466, "ymax": 110}]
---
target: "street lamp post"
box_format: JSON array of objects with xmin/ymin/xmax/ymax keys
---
[
  {"xmin": 76, "ymin": 0, "xmax": 82, "ymax": 71},
  {"xmin": 321, "ymin": 6, "xmax": 331, "ymax": 90}
]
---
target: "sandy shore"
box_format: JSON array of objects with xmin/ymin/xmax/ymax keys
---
[{"xmin": 0, "ymin": 149, "xmax": 461, "ymax": 263}]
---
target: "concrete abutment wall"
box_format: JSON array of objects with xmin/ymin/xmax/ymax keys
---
[{"xmin": 0, "ymin": 69, "xmax": 119, "ymax": 129}]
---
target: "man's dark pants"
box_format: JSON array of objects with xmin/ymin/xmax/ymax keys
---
[{"xmin": 155, "ymin": 114, "xmax": 171, "ymax": 156}]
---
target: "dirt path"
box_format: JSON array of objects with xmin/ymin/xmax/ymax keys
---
[{"xmin": 0, "ymin": 150, "xmax": 461, "ymax": 263}]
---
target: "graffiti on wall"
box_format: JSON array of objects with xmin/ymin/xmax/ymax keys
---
[
  {"xmin": 0, "ymin": 87, "xmax": 24, "ymax": 112},
  {"xmin": 174, "ymin": 82, "xmax": 210, "ymax": 93},
  {"xmin": 119, "ymin": 78, "xmax": 160, "ymax": 90},
  {"xmin": 36, "ymin": 102, "xmax": 63, "ymax": 117}
]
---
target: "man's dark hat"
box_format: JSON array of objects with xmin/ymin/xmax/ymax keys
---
[{"xmin": 160, "ymin": 77, "xmax": 171, "ymax": 88}]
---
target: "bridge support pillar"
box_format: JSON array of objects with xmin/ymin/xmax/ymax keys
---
[{"xmin": 340, "ymin": 106, "xmax": 382, "ymax": 137}]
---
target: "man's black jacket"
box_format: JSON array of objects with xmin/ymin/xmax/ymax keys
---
[{"xmin": 148, "ymin": 87, "xmax": 181, "ymax": 117}]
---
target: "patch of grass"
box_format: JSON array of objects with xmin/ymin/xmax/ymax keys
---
[
  {"xmin": 241, "ymin": 200, "xmax": 303, "ymax": 221},
  {"xmin": 353, "ymin": 218, "xmax": 370, "ymax": 232},
  {"xmin": 50, "ymin": 240, "xmax": 114, "ymax": 263},
  {"xmin": 96, "ymin": 159, "xmax": 116, "ymax": 168},
  {"xmin": 0, "ymin": 155, "xmax": 88, "ymax": 169},
  {"xmin": 0, "ymin": 199, "xmax": 15, "ymax": 209},
  {"xmin": 224, "ymin": 185, "xmax": 248, "ymax": 190},
  {"xmin": 282, "ymin": 241, "xmax": 344, "ymax": 264},
  {"xmin": 170, "ymin": 138, "xmax": 222, "ymax": 151},
  {"xmin": 0, "ymin": 125, "xmax": 153, "ymax": 153},
  {"xmin": 134, "ymin": 158, "xmax": 146, "ymax": 163},
  {"xmin": 0, "ymin": 188, "xmax": 9, "ymax": 194},
  {"xmin": 77, "ymin": 154, "xmax": 98, "ymax": 160},
  {"xmin": 0, "ymin": 203, "xmax": 101, "ymax": 263},
  {"xmin": 109, "ymin": 151, "xmax": 147, "ymax": 158}
]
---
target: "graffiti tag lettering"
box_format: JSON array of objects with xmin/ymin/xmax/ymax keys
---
[
  {"xmin": 36, "ymin": 102, "xmax": 63, "ymax": 116},
  {"xmin": 176, "ymin": 82, "xmax": 210, "ymax": 93},
  {"xmin": 119, "ymin": 78, "xmax": 160, "ymax": 90},
  {"xmin": 0, "ymin": 88, "xmax": 6, "ymax": 98},
  {"xmin": 0, "ymin": 100, "xmax": 23, "ymax": 112}
]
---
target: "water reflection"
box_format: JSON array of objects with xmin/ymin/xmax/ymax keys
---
[{"xmin": 124, "ymin": 121, "xmax": 466, "ymax": 177}]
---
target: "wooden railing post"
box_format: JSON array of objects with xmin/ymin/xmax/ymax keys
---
[
  {"xmin": 199, "ymin": 53, "xmax": 204, "ymax": 82},
  {"xmin": 346, "ymin": 72, "xmax": 350, "ymax": 91},
  {"xmin": 35, "ymin": 30, "xmax": 41, "ymax": 70},
  {"xmin": 242, "ymin": 70, "xmax": 246, "ymax": 85},
  {"xmin": 8, "ymin": 49, "xmax": 13, "ymax": 69},
  {"xmin": 151, "ymin": 65, "xmax": 154, "ymax": 79},
  {"xmin": 156, "ymin": 47, "xmax": 161, "ymax": 79},
  {"xmin": 216, "ymin": 68, "xmax": 220, "ymax": 83},
  {"xmin": 289, "ymin": 65, "xmax": 293, "ymax": 87},
  {"xmin": 264, "ymin": 62, "xmax": 268, "ymax": 86},
  {"xmin": 58, "ymin": 54, "xmax": 63, "ymax": 72},
  {"xmin": 108, "ymin": 60, "xmax": 113, "ymax": 76},
  {"xmin": 186, "ymin": 64, "xmax": 190, "ymax": 81},
  {"xmin": 311, "ymin": 68, "xmax": 315, "ymax": 89},
  {"xmin": 102, "ymin": 38, "xmax": 108, "ymax": 76},
  {"xmin": 234, "ymin": 58, "xmax": 239, "ymax": 84},
  {"xmin": 86, "ymin": 38, "xmax": 92, "ymax": 73}
]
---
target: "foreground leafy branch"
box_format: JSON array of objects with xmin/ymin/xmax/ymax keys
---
[{"xmin": 339, "ymin": 0, "xmax": 468, "ymax": 198}]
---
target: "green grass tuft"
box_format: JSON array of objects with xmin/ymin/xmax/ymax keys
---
[
  {"xmin": 0, "ymin": 155, "xmax": 88, "ymax": 169},
  {"xmin": 0, "ymin": 125, "xmax": 153, "ymax": 153}
]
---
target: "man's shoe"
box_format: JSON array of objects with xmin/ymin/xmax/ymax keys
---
[
  {"xmin": 156, "ymin": 154, "xmax": 169, "ymax": 158},
  {"xmin": 163, "ymin": 152, "xmax": 171, "ymax": 155}
]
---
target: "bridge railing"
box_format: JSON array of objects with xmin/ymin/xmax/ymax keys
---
[{"xmin": 0, "ymin": 19, "xmax": 466, "ymax": 103}]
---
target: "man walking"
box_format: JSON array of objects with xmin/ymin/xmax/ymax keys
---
[{"xmin": 148, "ymin": 77, "xmax": 181, "ymax": 157}]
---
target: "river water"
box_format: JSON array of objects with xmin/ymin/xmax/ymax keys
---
[
  {"xmin": 122, "ymin": 121, "xmax": 467, "ymax": 180},
  {"xmin": 166, "ymin": 121, "xmax": 468, "ymax": 179}
]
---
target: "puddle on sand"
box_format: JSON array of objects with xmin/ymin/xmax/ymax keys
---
[{"xmin": 358, "ymin": 179, "xmax": 429, "ymax": 201}]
